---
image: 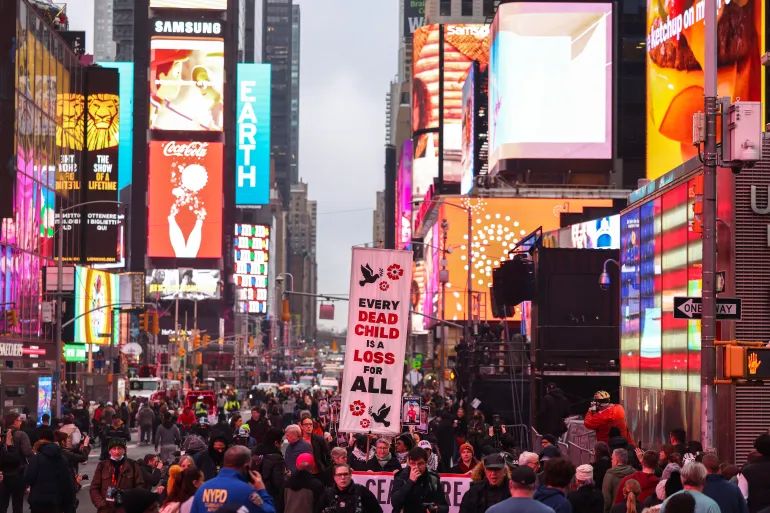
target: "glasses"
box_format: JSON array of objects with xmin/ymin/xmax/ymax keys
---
[{"xmin": 335, "ymin": 472, "xmax": 351, "ymax": 477}]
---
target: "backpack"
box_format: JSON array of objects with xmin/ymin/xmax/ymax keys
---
[{"xmin": 0, "ymin": 431, "xmax": 25, "ymax": 474}]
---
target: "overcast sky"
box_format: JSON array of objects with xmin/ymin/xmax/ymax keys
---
[{"xmin": 297, "ymin": 0, "xmax": 398, "ymax": 332}]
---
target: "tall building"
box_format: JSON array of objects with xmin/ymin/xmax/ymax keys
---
[
  {"xmin": 244, "ymin": 0, "xmax": 263, "ymax": 63},
  {"xmin": 373, "ymin": 191, "xmax": 386, "ymax": 246},
  {"xmin": 94, "ymin": 0, "xmax": 115, "ymax": 61},
  {"xmin": 290, "ymin": 4, "xmax": 300, "ymax": 184},
  {"xmin": 112, "ymin": 0, "xmax": 134, "ymax": 62},
  {"xmin": 262, "ymin": 0, "xmax": 294, "ymax": 207},
  {"xmin": 424, "ymin": 0, "xmax": 495, "ymax": 23},
  {"xmin": 288, "ymin": 182, "xmax": 317, "ymax": 342}
]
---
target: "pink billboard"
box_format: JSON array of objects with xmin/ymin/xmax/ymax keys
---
[{"xmin": 396, "ymin": 141, "xmax": 413, "ymax": 251}]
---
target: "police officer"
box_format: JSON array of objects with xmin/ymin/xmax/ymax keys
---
[
  {"xmin": 194, "ymin": 396, "xmax": 208, "ymax": 418},
  {"xmin": 190, "ymin": 445, "xmax": 275, "ymax": 513}
]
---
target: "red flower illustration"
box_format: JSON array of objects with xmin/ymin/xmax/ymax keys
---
[
  {"xmin": 379, "ymin": 282, "xmax": 389, "ymax": 291},
  {"xmin": 350, "ymin": 400, "xmax": 366, "ymax": 416},
  {"xmin": 387, "ymin": 264, "xmax": 404, "ymax": 280},
  {"xmin": 360, "ymin": 419, "xmax": 371, "ymax": 429}
]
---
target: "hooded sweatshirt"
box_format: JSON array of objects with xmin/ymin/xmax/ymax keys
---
[
  {"xmin": 614, "ymin": 471, "xmax": 660, "ymax": 504},
  {"xmin": 155, "ymin": 418, "xmax": 181, "ymax": 447},
  {"xmin": 534, "ymin": 486, "xmax": 573, "ymax": 513},
  {"xmin": 602, "ymin": 464, "xmax": 636, "ymax": 513},
  {"xmin": 24, "ymin": 441, "xmax": 75, "ymax": 510}
]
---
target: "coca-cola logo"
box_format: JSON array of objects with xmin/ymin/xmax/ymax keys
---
[{"xmin": 163, "ymin": 141, "xmax": 209, "ymax": 158}]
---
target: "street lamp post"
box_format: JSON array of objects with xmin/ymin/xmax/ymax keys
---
[
  {"xmin": 277, "ymin": 273, "xmax": 294, "ymax": 373},
  {"xmin": 55, "ymin": 200, "xmax": 123, "ymax": 417}
]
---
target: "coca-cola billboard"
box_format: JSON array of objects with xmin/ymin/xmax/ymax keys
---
[{"xmin": 148, "ymin": 141, "xmax": 223, "ymax": 258}]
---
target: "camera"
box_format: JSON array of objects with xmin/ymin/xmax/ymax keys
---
[
  {"xmin": 80, "ymin": 474, "xmax": 89, "ymax": 481},
  {"xmin": 106, "ymin": 487, "xmax": 124, "ymax": 505},
  {"xmin": 598, "ymin": 272, "xmax": 611, "ymax": 290},
  {"xmin": 422, "ymin": 503, "xmax": 437, "ymax": 512}
]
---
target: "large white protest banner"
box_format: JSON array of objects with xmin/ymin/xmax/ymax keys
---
[{"xmin": 340, "ymin": 248, "xmax": 412, "ymax": 435}]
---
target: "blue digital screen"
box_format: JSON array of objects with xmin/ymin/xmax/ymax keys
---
[
  {"xmin": 235, "ymin": 63, "xmax": 271, "ymax": 205},
  {"xmin": 97, "ymin": 62, "xmax": 134, "ymax": 198}
]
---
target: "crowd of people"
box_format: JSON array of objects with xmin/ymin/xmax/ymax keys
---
[{"xmin": 0, "ymin": 386, "xmax": 768, "ymax": 513}]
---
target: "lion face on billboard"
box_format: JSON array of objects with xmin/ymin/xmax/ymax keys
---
[
  {"xmin": 86, "ymin": 94, "xmax": 120, "ymax": 151},
  {"xmin": 56, "ymin": 94, "xmax": 84, "ymax": 151}
]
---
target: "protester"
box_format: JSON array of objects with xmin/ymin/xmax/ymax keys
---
[
  {"xmin": 190, "ymin": 446, "xmax": 275, "ymax": 513},
  {"xmin": 284, "ymin": 424, "xmax": 312, "ymax": 475},
  {"xmin": 392, "ymin": 446, "xmax": 450, "ymax": 513},
  {"xmin": 418, "ymin": 440, "xmax": 440, "ymax": 472},
  {"xmin": 593, "ymin": 442, "xmax": 612, "ymax": 490},
  {"xmin": 299, "ymin": 414, "xmax": 331, "ymax": 476},
  {"xmin": 193, "ymin": 434, "xmax": 230, "ymax": 481},
  {"xmin": 367, "ymin": 438, "xmax": 402, "ymax": 473},
  {"xmin": 160, "ymin": 465, "xmax": 204, "ymax": 513},
  {"xmin": 0, "ymin": 412, "xmax": 35, "ymax": 513},
  {"xmin": 451, "ymin": 443, "xmax": 479, "ymax": 474},
  {"xmin": 603, "ymin": 449, "xmax": 636, "ymax": 513},
  {"xmin": 459, "ymin": 453, "xmax": 512, "ymax": 513},
  {"xmin": 396, "ymin": 434, "xmax": 414, "ymax": 467},
  {"xmin": 90, "ymin": 438, "xmax": 145, "ymax": 513},
  {"xmin": 486, "ymin": 466, "xmax": 555, "ymax": 513},
  {"xmin": 254, "ymin": 428, "xmax": 286, "ymax": 504},
  {"xmin": 570, "ymin": 464, "xmax": 604, "ymax": 513},
  {"xmin": 283, "ymin": 453, "xmax": 325, "ymax": 513},
  {"xmin": 660, "ymin": 463, "xmax": 720, "ymax": 513},
  {"xmin": 584, "ymin": 391, "xmax": 633, "ymax": 445},
  {"xmin": 610, "ymin": 479, "xmax": 642, "ymax": 513},
  {"xmin": 247, "ymin": 408, "xmax": 270, "ymax": 446},
  {"xmin": 741, "ymin": 434, "xmax": 770, "ymax": 513},
  {"xmin": 24, "ymin": 428, "xmax": 75, "ymax": 513},
  {"xmin": 534, "ymin": 458, "xmax": 576, "ymax": 513},
  {"xmin": 348, "ymin": 434, "xmax": 375, "ymax": 471},
  {"xmin": 318, "ymin": 462, "xmax": 383, "ymax": 513},
  {"xmin": 613, "ymin": 451, "xmax": 660, "ymax": 504},
  {"xmin": 701, "ymin": 454, "xmax": 748, "ymax": 513}
]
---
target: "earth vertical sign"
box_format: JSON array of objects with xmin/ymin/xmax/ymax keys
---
[
  {"xmin": 341, "ymin": 248, "xmax": 413, "ymax": 435},
  {"xmin": 235, "ymin": 63, "xmax": 271, "ymax": 205}
]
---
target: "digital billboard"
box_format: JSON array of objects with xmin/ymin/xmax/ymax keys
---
[
  {"xmin": 84, "ymin": 66, "xmax": 120, "ymax": 264},
  {"xmin": 150, "ymin": 0, "xmax": 227, "ymax": 9},
  {"xmin": 149, "ymin": 38, "xmax": 224, "ymax": 131},
  {"xmin": 570, "ymin": 215, "xmax": 620, "ymax": 249},
  {"xmin": 145, "ymin": 269, "xmax": 221, "ymax": 300},
  {"xmin": 404, "ymin": 0, "xmax": 425, "ymax": 36},
  {"xmin": 99, "ymin": 63, "xmax": 135, "ymax": 196},
  {"xmin": 460, "ymin": 62, "xmax": 488, "ymax": 195},
  {"xmin": 437, "ymin": 197, "xmax": 613, "ymax": 321},
  {"xmin": 148, "ymin": 141, "xmax": 223, "ymax": 259},
  {"xmin": 54, "ymin": 93, "xmax": 84, "ymax": 262},
  {"xmin": 234, "ymin": 223, "xmax": 269, "ymax": 313},
  {"xmin": 236, "ymin": 64, "xmax": 271, "ymax": 206},
  {"xmin": 396, "ymin": 140, "xmax": 413, "ymax": 251},
  {"xmin": 620, "ymin": 178, "xmax": 702, "ymax": 391},
  {"xmin": 645, "ymin": 0, "xmax": 762, "ymax": 179},
  {"xmin": 75, "ymin": 267, "xmax": 119, "ymax": 346},
  {"xmin": 489, "ymin": 3, "xmax": 612, "ymax": 170},
  {"xmin": 412, "ymin": 24, "xmax": 490, "ymax": 194}
]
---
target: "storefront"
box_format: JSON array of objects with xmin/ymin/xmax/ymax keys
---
[{"xmin": 619, "ymin": 134, "xmax": 770, "ymax": 462}]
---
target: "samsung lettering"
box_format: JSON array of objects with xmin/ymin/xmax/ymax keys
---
[{"xmin": 154, "ymin": 20, "xmax": 222, "ymax": 35}]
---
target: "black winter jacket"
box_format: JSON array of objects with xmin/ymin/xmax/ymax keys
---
[
  {"xmin": 459, "ymin": 478, "xmax": 511, "ymax": 513},
  {"xmin": 391, "ymin": 466, "xmax": 449, "ymax": 513},
  {"xmin": 254, "ymin": 443, "xmax": 286, "ymax": 504},
  {"xmin": 24, "ymin": 441, "xmax": 75, "ymax": 511},
  {"xmin": 318, "ymin": 482, "xmax": 383, "ymax": 513},
  {"xmin": 569, "ymin": 484, "xmax": 605, "ymax": 513},
  {"xmin": 366, "ymin": 455, "xmax": 402, "ymax": 473}
]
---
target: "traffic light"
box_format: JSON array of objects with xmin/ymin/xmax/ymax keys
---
[
  {"xmin": 5, "ymin": 309, "xmax": 17, "ymax": 328},
  {"xmin": 202, "ymin": 334, "xmax": 211, "ymax": 346},
  {"xmin": 195, "ymin": 353, "xmax": 202, "ymax": 366},
  {"xmin": 179, "ymin": 345, "xmax": 185, "ymax": 358},
  {"xmin": 249, "ymin": 336, "xmax": 255, "ymax": 349},
  {"xmin": 139, "ymin": 312, "xmax": 149, "ymax": 332},
  {"xmin": 282, "ymin": 299, "xmax": 291, "ymax": 322},
  {"xmin": 193, "ymin": 333, "xmax": 201, "ymax": 348},
  {"xmin": 151, "ymin": 312, "xmax": 160, "ymax": 335}
]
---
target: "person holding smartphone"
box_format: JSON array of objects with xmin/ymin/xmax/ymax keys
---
[{"xmin": 391, "ymin": 446, "xmax": 449, "ymax": 513}]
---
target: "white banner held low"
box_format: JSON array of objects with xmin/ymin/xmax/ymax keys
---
[
  {"xmin": 340, "ymin": 247, "xmax": 413, "ymax": 435},
  {"xmin": 352, "ymin": 472, "xmax": 471, "ymax": 513}
]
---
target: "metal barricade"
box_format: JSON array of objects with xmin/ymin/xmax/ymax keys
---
[
  {"xmin": 501, "ymin": 424, "xmax": 530, "ymax": 452},
  {"xmin": 568, "ymin": 441, "xmax": 594, "ymax": 466}
]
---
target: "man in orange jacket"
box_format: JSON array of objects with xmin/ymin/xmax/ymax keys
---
[{"xmin": 583, "ymin": 390, "xmax": 634, "ymax": 444}]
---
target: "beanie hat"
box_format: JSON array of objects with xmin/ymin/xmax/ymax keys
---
[
  {"xmin": 459, "ymin": 443, "xmax": 474, "ymax": 456},
  {"xmin": 108, "ymin": 437, "xmax": 127, "ymax": 450},
  {"xmin": 575, "ymin": 464, "xmax": 593, "ymax": 482},
  {"xmin": 296, "ymin": 452, "xmax": 315, "ymax": 471}
]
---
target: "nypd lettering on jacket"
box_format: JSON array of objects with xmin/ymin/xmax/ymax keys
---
[{"xmin": 154, "ymin": 20, "xmax": 222, "ymax": 35}]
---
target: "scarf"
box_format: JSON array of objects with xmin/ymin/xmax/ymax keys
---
[
  {"xmin": 376, "ymin": 453, "xmax": 393, "ymax": 465},
  {"xmin": 351, "ymin": 445, "xmax": 375, "ymax": 462},
  {"xmin": 427, "ymin": 452, "xmax": 439, "ymax": 472},
  {"xmin": 397, "ymin": 451, "xmax": 409, "ymax": 465},
  {"xmin": 456, "ymin": 459, "xmax": 477, "ymax": 473}
]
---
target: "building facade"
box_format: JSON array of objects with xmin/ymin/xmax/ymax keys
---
[
  {"xmin": 290, "ymin": 4, "xmax": 300, "ymax": 184},
  {"xmin": 424, "ymin": 0, "xmax": 495, "ymax": 24},
  {"xmin": 94, "ymin": 0, "xmax": 115, "ymax": 61},
  {"xmin": 373, "ymin": 191, "xmax": 386, "ymax": 246},
  {"xmin": 288, "ymin": 182, "xmax": 317, "ymax": 342}
]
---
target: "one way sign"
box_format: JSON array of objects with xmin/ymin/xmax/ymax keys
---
[{"xmin": 673, "ymin": 297, "xmax": 742, "ymax": 320}]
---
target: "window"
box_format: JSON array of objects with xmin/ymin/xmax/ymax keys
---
[
  {"xmin": 440, "ymin": 0, "xmax": 451, "ymax": 16},
  {"xmin": 462, "ymin": 0, "xmax": 473, "ymax": 16}
]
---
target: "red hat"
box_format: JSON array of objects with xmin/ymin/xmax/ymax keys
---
[{"xmin": 296, "ymin": 452, "xmax": 315, "ymax": 471}]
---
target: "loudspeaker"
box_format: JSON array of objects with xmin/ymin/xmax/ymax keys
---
[
  {"xmin": 470, "ymin": 376, "xmax": 530, "ymax": 428},
  {"xmin": 491, "ymin": 255, "xmax": 535, "ymax": 311}
]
